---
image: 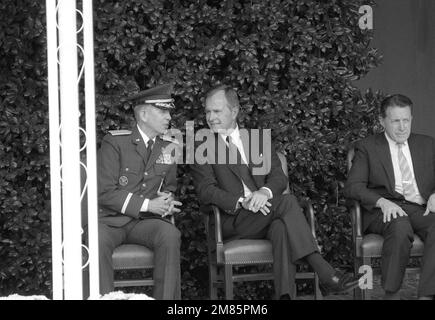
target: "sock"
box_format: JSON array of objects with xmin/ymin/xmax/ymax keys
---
[{"xmin": 304, "ymin": 252, "xmax": 336, "ymax": 283}]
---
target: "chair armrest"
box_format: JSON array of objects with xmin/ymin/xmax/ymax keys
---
[
  {"xmin": 211, "ymin": 205, "xmax": 224, "ymax": 264},
  {"xmin": 212, "ymin": 205, "xmax": 223, "ymax": 245},
  {"xmin": 200, "ymin": 205, "xmax": 224, "ymax": 264},
  {"xmin": 299, "ymin": 199, "xmax": 317, "ymax": 241},
  {"xmin": 346, "ymin": 199, "xmax": 362, "ymax": 238},
  {"xmin": 199, "ymin": 205, "xmax": 222, "ymax": 244},
  {"xmin": 347, "ymin": 199, "xmax": 363, "ymax": 257}
]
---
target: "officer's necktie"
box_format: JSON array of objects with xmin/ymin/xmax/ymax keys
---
[
  {"xmin": 144, "ymin": 139, "xmax": 154, "ymax": 165},
  {"xmin": 397, "ymin": 143, "xmax": 417, "ymax": 202},
  {"xmin": 226, "ymin": 136, "xmax": 257, "ymax": 192}
]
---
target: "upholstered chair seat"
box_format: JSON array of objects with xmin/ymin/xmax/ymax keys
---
[{"xmin": 360, "ymin": 234, "xmax": 424, "ymax": 258}]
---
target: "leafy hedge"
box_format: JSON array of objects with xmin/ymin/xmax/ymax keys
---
[
  {"xmin": 1, "ymin": 0, "xmax": 383, "ymax": 298},
  {"xmin": 0, "ymin": 0, "xmax": 51, "ymax": 295}
]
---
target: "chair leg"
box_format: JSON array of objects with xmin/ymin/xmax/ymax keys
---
[
  {"xmin": 224, "ymin": 264, "xmax": 234, "ymax": 300},
  {"xmin": 314, "ymin": 273, "xmax": 323, "ymax": 300},
  {"xmin": 209, "ymin": 263, "xmax": 218, "ymax": 300},
  {"xmin": 361, "ymin": 257, "xmax": 372, "ymax": 300},
  {"xmin": 353, "ymin": 257, "xmax": 363, "ymax": 300}
]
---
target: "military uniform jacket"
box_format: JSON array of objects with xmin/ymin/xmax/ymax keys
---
[{"xmin": 97, "ymin": 126, "xmax": 178, "ymax": 227}]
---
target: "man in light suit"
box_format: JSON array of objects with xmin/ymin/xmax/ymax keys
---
[
  {"xmin": 97, "ymin": 84, "xmax": 182, "ymax": 299},
  {"xmin": 190, "ymin": 85, "xmax": 360, "ymax": 299},
  {"xmin": 345, "ymin": 94, "xmax": 435, "ymax": 300}
]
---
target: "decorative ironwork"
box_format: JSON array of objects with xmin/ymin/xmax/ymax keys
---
[{"xmin": 46, "ymin": 0, "xmax": 99, "ymax": 300}]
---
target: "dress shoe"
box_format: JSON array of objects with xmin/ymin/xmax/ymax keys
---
[
  {"xmin": 320, "ymin": 271, "xmax": 360, "ymax": 295},
  {"xmin": 279, "ymin": 294, "xmax": 291, "ymax": 300}
]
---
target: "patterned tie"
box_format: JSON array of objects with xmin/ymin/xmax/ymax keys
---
[{"xmin": 397, "ymin": 143, "xmax": 417, "ymax": 202}]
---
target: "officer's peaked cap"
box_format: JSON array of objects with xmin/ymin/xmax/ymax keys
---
[{"xmin": 127, "ymin": 83, "xmax": 175, "ymax": 110}]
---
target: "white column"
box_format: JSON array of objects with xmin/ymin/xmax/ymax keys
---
[
  {"xmin": 47, "ymin": 0, "xmax": 100, "ymax": 300},
  {"xmin": 57, "ymin": 0, "xmax": 83, "ymax": 299}
]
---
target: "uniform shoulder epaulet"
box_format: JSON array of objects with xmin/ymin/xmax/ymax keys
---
[
  {"xmin": 160, "ymin": 135, "xmax": 180, "ymax": 145},
  {"xmin": 108, "ymin": 130, "xmax": 132, "ymax": 136}
]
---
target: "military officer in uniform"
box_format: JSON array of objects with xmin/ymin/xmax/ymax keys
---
[{"xmin": 97, "ymin": 84, "xmax": 182, "ymax": 299}]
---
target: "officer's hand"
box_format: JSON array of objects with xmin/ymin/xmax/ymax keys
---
[
  {"xmin": 376, "ymin": 198, "xmax": 407, "ymax": 223},
  {"xmin": 156, "ymin": 191, "xmax": 182, "ymax": 217},
  {"xmin": 157, "ymin": 190, "xmax": 173, "ymax": 202},
  {"xmin": 424, "ymin": 193, "xmax": 435, "ymax": 216},
  {"xmin": 148, "ymin": 194, "xmax": 171, "ymax": 216},
  {"xmin": 162, "ymin": 200, "xmax": 182, "ymax": 217}
]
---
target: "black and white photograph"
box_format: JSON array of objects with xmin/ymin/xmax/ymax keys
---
[{"xmin": 1, "ymin": 0, "xmax": 434, "ymax": 313}]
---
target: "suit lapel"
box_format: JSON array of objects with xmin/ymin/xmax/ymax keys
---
[
  {"xmin": 240, "ymin": 128, "xmax": 251, "ymax": 167},
  {"xmin": 376, "ymin": 133, "xmax": 395, "ymax": 192},
  {"xmin": 251, "ymin": 130, "xmax": 265, "ymax": 187},
  {"xmin": 242, "ymin": 129, "xmax": 265, "ymax": 186},
  {"xmin": 408, "ymin": 134, "xmax": 425, "ymax": 191},
  {"xmin": 239, "ymin": 129, "xmax": 261, "ymax": 189},
  {"xmin": 215, "ymin": 133, "xmax": 241, "ymax": 179}
]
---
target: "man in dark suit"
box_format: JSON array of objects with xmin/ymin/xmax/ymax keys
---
[
  {"xmin": 345, "ymin": 94, "xmax": 435, "ymax": 300},
  {"xmin": 97, "ymin": 84, "xmax": 182, "ymax": 299},
  {"xmin": 190, "ymin": 85, "xmax": 359, "ymax": 299}
]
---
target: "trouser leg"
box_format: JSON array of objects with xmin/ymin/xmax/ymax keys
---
[
  {"xmin": 269, "ymin": 194, "xmax": 319, "ymax": 262},
  {"xmin": 267, "ymin": 219, "xmax": 296, "ymax": 299},
  {"xmin": 274, "ymin": 195, "xmax": 337, "ymax": 283},
  {"xmin": 367, "ymin": 216, "xmax": 413, "ymax": 293},
  {"xmin": 127, "ymin": 219, "xmax": 181, "ymax": 300},
  {"xmin": 98, "ymin": 223, "xmax": 126, "ymax": 295},
  {"xmin": 223, "ymin": 194, "xmax": 318, "ymax": 298},
  {"xmin": 417, "ymin": 222, "xmax": 435, "ymax": 296},
  {"xmin": 405, "ymin": 204, "xmax": 435, "ymax": 297}
]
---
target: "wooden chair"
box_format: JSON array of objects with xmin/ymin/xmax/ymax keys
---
[
  {"xmin": 112, "ymin": 245, "xmax": 155, "ymax": 288},
  {"xmin": 112, "ymin": 215, "xmax": 175, "ymax": 289},
  {"xmin": 347, "ymin": 145, "xmax": 424, "ymax": 300},
  {"xmin": 203, "ymin": 152, "xmax": 322, "ymax": 300}
]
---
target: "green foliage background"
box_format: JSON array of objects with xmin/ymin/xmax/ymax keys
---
[{"xmin": 0, "ymin": 0, "xmax": 384, "ymax": 298}]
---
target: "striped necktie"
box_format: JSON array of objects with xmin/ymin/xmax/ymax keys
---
[{"xmin": 397, "ymin": 143, "xmax": 417, "ymax": 202}]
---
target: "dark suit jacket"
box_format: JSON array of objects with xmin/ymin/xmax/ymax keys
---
[
  {"xmin": 190, "ymin": 128, "xmax": 288, "ymax": 215},
  {"xmin": 344, "ymin": 132, "xmax": 435, "ymax": 231},
  {"xmin": 97, "ymin": 126, "xmax": 178, "ymax": 227}
]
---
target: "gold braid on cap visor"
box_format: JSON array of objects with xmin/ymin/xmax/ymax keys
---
[{"xmin": 154, "ymin": 102, "xmax": 175, "ymax": 109}]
